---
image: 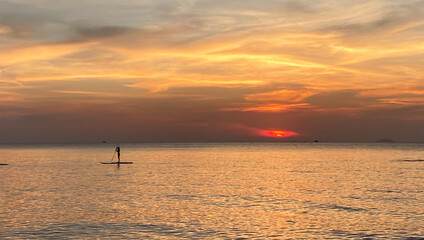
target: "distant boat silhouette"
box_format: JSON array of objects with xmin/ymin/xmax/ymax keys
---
[
  {"xmin": 100, "ymin": 145, "xmax": 133, "ymax": 164},
  {"xmin": 0, "ymin": 163, "xmax": 9, "ymax": 165}
]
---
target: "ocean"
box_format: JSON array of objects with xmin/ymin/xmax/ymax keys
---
[{"xmin": 0, "ymin": 143, "xmax": 423, "ymax": 239}]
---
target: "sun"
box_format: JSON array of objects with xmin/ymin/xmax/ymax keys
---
[{"xmin": 259, "ymin": 130, "xmax": 298, "ymax": 138}]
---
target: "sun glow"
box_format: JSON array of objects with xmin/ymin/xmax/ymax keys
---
[{"xmin": 260, "ymin": 130, "xmax": 298, "ymax": 138}]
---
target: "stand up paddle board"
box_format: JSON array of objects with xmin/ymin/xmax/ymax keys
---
[
  {"xmin": 100, "ymin": 162, "xmax": 133, "ymax": 164},
  {"xmin": 102, "ymin": 146, "xmax": 132, "ymax": 164}
]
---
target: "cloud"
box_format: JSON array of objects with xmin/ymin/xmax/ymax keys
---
[
  {"xmin": 321, "ymin": 1, "xmax": 424, "ymax": 45},
  {"xmin": 72, "ymin": 25, "xmax": 136, "ymax": 42},
  {"xmin": 303, "ymin": 90, "xmax": 367, "ymax": 108},
  {"xmin": 245, "ymin": 88, "xmax": 315, "ymax": 103}
]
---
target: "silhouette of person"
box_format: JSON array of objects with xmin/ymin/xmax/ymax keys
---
[{"xmin": 115, "ymin": 146, "xmax": 120, "ymax": 163}]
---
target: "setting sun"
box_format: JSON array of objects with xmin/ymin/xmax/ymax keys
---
[{"xmin": 260, "ymin": 130, "xmax": 298, "ymax": 138}]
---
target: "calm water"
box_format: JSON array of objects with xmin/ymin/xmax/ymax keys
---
[{"xmin": 0, "ymin": 143, "xmax": 423, "ymax": 239}]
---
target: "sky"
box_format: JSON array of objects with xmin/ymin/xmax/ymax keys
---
[{"xmin": 0, "ymin": 0, "xmax": 424, "ymax": 143}]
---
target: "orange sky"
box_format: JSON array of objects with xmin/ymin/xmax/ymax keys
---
[{"xmin": 1, "ymin": 0, "xmax": 424, "ymax": 143}]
